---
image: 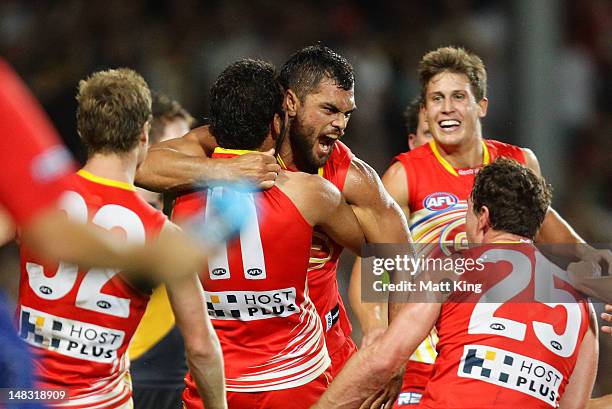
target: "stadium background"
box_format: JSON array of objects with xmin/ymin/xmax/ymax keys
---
[{"xmin": 0, "ymin": 0, "xmax": 610, "ymax": 398}]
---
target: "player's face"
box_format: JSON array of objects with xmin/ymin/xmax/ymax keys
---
[
  {"xmin": 290, "ymin": 78, "xmax": 355, "ymax": 173},
  {"xmin": 409, "ymin": 108, "xmax": 433, "ymax": 150},
  {"xmin": 160, "ymin": 118, "xmax": 190, "ymax": 142},
  {"xmin": 423, "ymin": 72, "xmax": 487, "ymax": 148}
]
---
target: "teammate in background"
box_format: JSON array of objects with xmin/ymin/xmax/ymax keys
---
[
  {"xmin": 130, "ymin": 91, "xmax": 195, "ymax": 409},
  {"xmin": 374, "ymin": 46, "xmax": 610, "ymax": 407},
  {"xmin": 348, "ymin": 95, "xmax": 431, "ymax": 351},
  {"xmin": 405, "ymin": 97, "xmax": 433, "ymax": 150},
  {"xmin": 135, "ymin": 45, "xmax": 412, "ymax": 379},
  {"xmin": 174, "ymin": 59, "xmax": 364, "ymax": 409},
  {"xmin": 135, "ymin": 91, "xmax": 194, "ymax": 209},
  {"xmin": 17, "ymin": 69, "xmax": 226, "ymax": 409},
  {"xmin": 315, "ymin": 158, "xmax": 598, "ymax": 409}
]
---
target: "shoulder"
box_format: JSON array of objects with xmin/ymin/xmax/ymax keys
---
[{"xmin": 486, "ymin": 139, "xmax": 529, "ymax": 164}]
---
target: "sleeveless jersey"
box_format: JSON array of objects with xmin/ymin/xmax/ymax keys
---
[
  {"xmin": 306, "ymin": 141, "xmax": 355, "ymax": 357},
  {"xmin": 17, "ymin": 170, "xmax": 166, "ymax": 408},
  {"xmin": 419, "ymin": 244, "xmax": 591, "ymax": 408},
  {"xmin": 174, "ymin": 148, "xmax": 329, "ymax": 394},
  {"xmin": 393, "ymin": 139, "xmax": 526, "ymax": 392}
]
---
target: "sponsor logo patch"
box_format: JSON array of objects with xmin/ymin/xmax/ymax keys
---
[
  {"xmin": 423, "ymin": 192, "xmax": 458, "ymax": 211},
  {"xmin": 458, "ymin": 345, "xmax": 563, "ymax": 407},
  {"xmin": 206, "ymin": 288, "xmax": 298, "ymax": 321},
  {"xmin": 19, "ymin": 306, "xmax": 125, "ymax": 363}
]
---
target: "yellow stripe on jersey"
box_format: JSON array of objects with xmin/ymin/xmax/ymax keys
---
[
  {"xmin": 213, "ymin": 147, "xmax": 255, "ymax": 156},
  {"xmin": 77, "ymin": 169, "xmax": 136, "ymax": 191},
  {"xmin": 429, "ymin": 140, "xmax": 490, "ymax": 177},
  {"xmin": 128, "ymin": 285, "xmax": 175, "ymax": 360}
]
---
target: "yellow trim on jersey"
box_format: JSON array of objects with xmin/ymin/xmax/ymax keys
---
[
  {"xmin": 276, "ymin": 153, "xmax": 323, "ymax": 176},
  {"xmin": 429, "ymin": 140, "xmax": 490, "ymax": 177},
  {"xmin": 128, "ymin": 285, "xmax": 176, "ymax": 360},
  {"xmin": 77, "ymin": 169, "xmax": 135, "ymax": 191},
  {"xmin": 213, "ymin": 147, "xmax": 256, "ymax": 156}
]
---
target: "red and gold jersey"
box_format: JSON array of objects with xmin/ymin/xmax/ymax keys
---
[
  {"xmin": 419, "ymin": 244, "xmax": 591, "ymax": 408},
  {"xmin": 174, "ymin": 148, "xmax": 329, "ymax": 393},
  {"xmin": 306, "ymin": 141, "xmax": 355, "ymax": 358},
  {"xmin": 393, "ymin": 139, "xmax": 526, "ymax": 392},
  {"xmin": 17, "ymin": 170, "xmax": 166, "ymax": 408},
  {"xmin": 0, "ymin": 58, "xmax": 74, "ymax": 227}
]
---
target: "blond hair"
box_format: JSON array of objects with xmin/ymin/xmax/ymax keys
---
[{"xmin": 76, "ymin": 68, "xmax": 151, "ymax": 155}]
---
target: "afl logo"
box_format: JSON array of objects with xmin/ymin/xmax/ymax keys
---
[
  {"xmin": 490, "ymin": 323, "xmax": 506, "ymax": 331},
  {"xmin": 212, "ymin": 268, "xmax": 227, "ymax": 276},
  {"xmin": 424, "ymin": 192, "xmax": 458, "ymax": 211},
  {"xmin": 247, "ymin": 268, "xmax": 263, "ymax": 276},
  {"xmin": 39, "ymin": 286, "xmax": 53, "ymax": 295},
  {"xmin": 97, "ymin": 300, "xmax": 111, "ymax": 309}
]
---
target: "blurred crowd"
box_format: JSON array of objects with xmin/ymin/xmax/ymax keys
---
[{"xmin": 1, "ymin": 0, "xmax": 610, "ymax": 395}]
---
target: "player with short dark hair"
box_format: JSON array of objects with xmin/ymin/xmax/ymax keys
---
[
  {"xmin": 174, "ymin": 58, "xmax": 366, "ymax": 409},
  {"xmin": 135, "ymin": 45, "xmax": 412, "ymax": 383},
  {"xmin": 315, "ymin": 158, "xmax": 598, "ymax": 409},
  {"xmin": 403, "ymin": 97, "xmax": 432, "ymax": 150}
]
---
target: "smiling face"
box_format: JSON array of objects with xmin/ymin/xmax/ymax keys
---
[
  {"xmin": 424, "ymin": 71, "xmax": 488, "ymax": 148},
  {"xmin": 288, "ymin": 77, "xmax": 356, "ymax": 173}
]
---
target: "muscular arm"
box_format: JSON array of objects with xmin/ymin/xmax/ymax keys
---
[
  {"xmin": 165, "ymin": 225, "xmax": 227, "ymax": 409},
  {"xmin": 135, "ymin": 126, "xmax": 280, "ymax": 192},
  {"xmin": 558, "ymin": 304, "xmax": 598, "ymax": 409},
  {"xmin": 348, "ymin": 161, "xmax": 410, "ymax": 345},
  {"xmin": 314, "ymin": 301, "xmax": 440, "ymax": 409},
  {"xmin": 522, "ymin": 148, "xmax": 612, "ymax": 273}
]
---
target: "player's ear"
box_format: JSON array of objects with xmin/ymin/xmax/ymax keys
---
[
  {"xmin": 140, "ymin": 121, "xmax": 150, "ymax": 147},
  {"xmin": 477, "ymin": 97, "xmax": 488, "ymax": 118},
  {"xmin": 272, "ymin": 113, "xmax": 282, "ymax": 139},
  {"xmin": 284, "ymin": 89, "xmax": 300, "ymax": 118},
  {"xmin": 408, "ymin": 133, "xmax": 416, "ymax": 150},
  {"xmin": 478, "ymin": 205, "xmax": 491, "ymax": 233}
]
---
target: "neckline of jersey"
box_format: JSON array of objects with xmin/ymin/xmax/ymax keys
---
[
  {"xmin": 77, "ymin": 169, "xmax": 135, "ymax": 191},
  {"xmin": 214, "ymin": 147, "xmax": 325, "ymax": 177},
  {"xmin": 429, "ymin": 140, "xmax": 490, "ymax": 177}
]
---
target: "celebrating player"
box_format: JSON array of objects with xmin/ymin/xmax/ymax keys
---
[
  {"xmin": 17, "ymin": 69, "xmax": 226, "ymax": 409},
  {"xmin": 135, "ymin": 45, "xmax": 412, "ymax": 378},
  {"xmin": 172, "ymin": 59, "xmax": 365, "ymax": 409},
  {"xmin": 315, "ymin": 158, "xmax": 598, "ymax": 409},
  {"xmin": 369, "ymin": 46, "xmax": 610, "ymax": 407}
]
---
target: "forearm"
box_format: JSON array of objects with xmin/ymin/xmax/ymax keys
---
[
  {"xmin": 187, "ymin": 334, "xmax": 227, "ymax": 409},
  {"xmin": 349, "ymin": 257, "xmax": 387, "ymax": 346},
  {"xmin": 136, "ymin": 148, "xmax": 233, "ymax": 192}
]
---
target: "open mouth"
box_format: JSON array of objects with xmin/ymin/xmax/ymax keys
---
[
  {"xmin": 317, "ymin": 136, "xmax": 337, "ymax": 155},
  {"xmin": 438, "ymin": 119, "xmax": 461, "ymax": 133}
]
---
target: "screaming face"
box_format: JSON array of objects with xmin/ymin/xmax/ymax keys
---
[{"xmin": 289, "ymin": 77, "xmax": 356, "ymax": 174}]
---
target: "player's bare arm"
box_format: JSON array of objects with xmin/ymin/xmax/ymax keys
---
[
  {"xmin": 136, "ymin": 125, "xmax": 280, "ymax": 192},
  {"xmin": 344, "ymin": 157, "xmax": 411, "ymax": 301},
  {"xmin": 281, "ymin": 171, "xmax": 365, "ymax": 255},
  {"xmin": 558, "ymin": 304, "xmax": 598, "ymax": 409},
  {"xmin": 522, "ymin": 148, "xmax": 612, "ymax": 273},
  {"xmin": 165, "ymin": 223, "xmax": 227, "ymax": 409},
  {"xmin": 348, "ymin": 161, "xmax": 409, "ymax": 347},
  {"xmin": 314, "ymin": 301, "xmax": 440, "ymax": 409}
]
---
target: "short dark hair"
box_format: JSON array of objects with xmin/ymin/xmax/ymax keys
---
[
  {"xmin": 279, "ymin": 44, "xmax": 354, "ymax": 100},
  {"xmin": 209, "ymin": 59, "xmax": 283, "ymax": 150},
  {"xmin": 150, "ymin": 91, "xmax": 195, "ymax": 143},
  {"xmin": 76, "ymin": 68, "xmax": 151, "ymax": 155},
  {"xmin": 418, "ymin": 46, "xmax": 487, "ymax": 102},
  {"xmin": 403, "ymin": 96, "xmax": 422, "ymax": 135},
  {"xmin": 471, "ymin": 158, "xmax": 552, "ymax": 240}
]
